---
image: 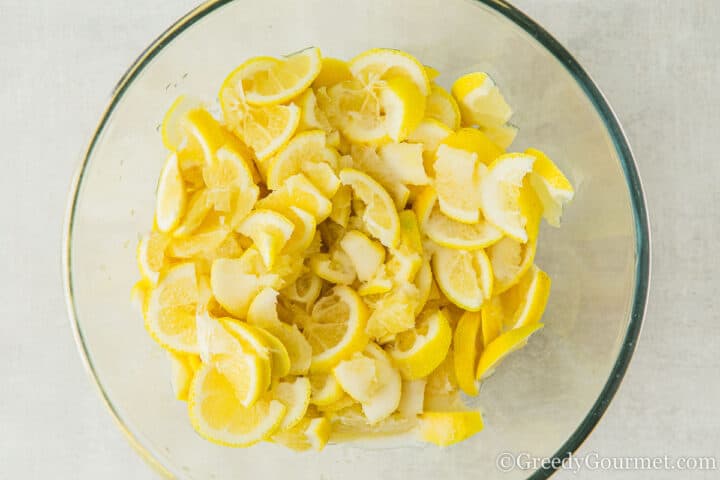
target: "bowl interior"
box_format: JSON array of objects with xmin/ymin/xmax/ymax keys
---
[{"xmin": 67, "ymin": 0, "xmax": 646, "ymax": 478}]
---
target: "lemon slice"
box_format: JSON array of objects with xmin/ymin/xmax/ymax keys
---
[
  {"xmin": 359, "ymin": 343, "xmax": 402, "ymax": 424},
  {"xmin": 224, "ymin": 314, "xmax": 291, "ymax": 380},
  {"xmin": 365, "ymin": 283, "xmax": 420, "ymax": 340},
  {"xmin": 482, "ymin": 123, "xmax": 518, "ymax": 150},
  {"xmin": 381, "ymin": 76, "xmax": 426, "ymax": 142},
  {"xmin": 333, "ymin": 353, "xmax": 378, "ymax": 402},
  {"xmin": 217, "ymin": 319, "xmax": 274, "ymax": 392},
  {"xmin": 398, "ymin": 378, "xmax": 426, "ymax": 417},
  {"xmin": 144, "ymin": 263, "xmax": 200, "ymax": 353},
  {"xmin": 452, "ymin": 311, "xmax": 482, "ymax": 396},
  {"xmin": 487, "ymin": 236, "xmax": 535, "ymax": 294},
  {"xmin": 202, "ymin": 143, "xmax": 258, "ymax": 218},
  {"xmin": 314, "ymin": 57, "xmax": 353, "ymax": 88},
  {"xmin": 273, "ymin": 377, "xmax": 312, "ymax": 431},
  {"xmin": 424, "ymin": 65, "xmax": 440, "ymax": 81},
  {"xmin": 188, "ymin": 363, "xmax": 286, "ymax": 447},
  {"xmin": 219, "ymin": 80, "xmax": 300, "ymax": 161},
  {"xmin": 309, "ymin": 373, "xmax": 345, "ymax": 406},
  {"xmin": 414, "ymin": 186, "xmax": 503, "ymax": 250},
  {"xmin": 173, "ymin": 190, "xmax": 212, "ymax": 238},
  {"xmin": 309, "ymin": 249, "xmax": 357, "ymax": 285},
  {"xmin": 526, "ymin": 148, "xmax": 574, "ymax": 226},
  {"xmin": 501, "ymin": 265, "xmax": 551, "ymax": 330},
  {"xmin": 349, "ymin": 48, "xmax": 430, "ymax": 96},
  {"xmin": 237, "ymin": 209, "xmax": 295, "ymax": 269},
  {"xmin": 210, "ymin": 252, "xmax": 280, "ymax": 318},
  {"xmin": 224, "ymin": 48, "xmax": 322, "ymax": 106},
  {"xmin": 251, "ymin": 325, "xmax": 292, "ymax": 379},
  {"xmin": 166, "ymin": 224, "xmax": 230, "ymax": 259},
  {"xmin": 419, "ymin": 411, "xmax": 484, "ymax": 447},
  {"xmin": 452, "ymin": 72, "xmax": 512, "ymax": 128},
  {"xmin": 339, "ymin": 230, "xmax": 385, "ymax": 282},
  {"xmin": 305, "ymin": 285, "xmax": 369, "ymax": 372},
  {"xmin": 426, "ymin": 84, "xmax": 461, "ymax": 130},
  {"xmin": 440, "ymin": 127, "xmax": 502, "ymax": 165},
  {"xmin": 257, "ymin": 173, "xmax": 332, "ymax": 223},
  {"xmin": 168, "ymin": 351, "xmax": 198, "ymax": 401},
  {"xmin": 480, "ymin": 296, "xmax": 503, "ymax": 347},
  {"xmin": 340, "ymin": 168, "xmax": 401, "ymax": 248},
  {"xmin": 161, "ymin": 95, "xmax": 205, "ymax": 151},
  {"xmin": 328, "ymin": 406, "xmax": 416, "ymax": 439},
  {"xmin": 155, "ymin": 154, "xmax": 187, "ymax": 232},
  {"xmin": 431, "ymin": 246, "xmax": 493, "ymax": 312},
  {"xmin": 433, "ymin": 144, "xmax": 483, "ymax": 223},
  {"xmin": 136, "ymin": 231, "xmax": 169, "ymax": 284},
  {"xmin": 297, "ymin": 88, "xmax": 333, "ymax": 133},
  {"xmin": 266, "ymin": 130, "xmax": 339, "ymax": 196},
  {"xmin": 407, "ymin": 118, "xmax": 453, "ymax": 173},
  {"xmin": 387, "ymin": 309, "xmax": 452, "ymax": 380},
  {"xmin": 480, "ymin": 153, "xmax": 535, "ymax": 242},
  {"xmin": 329, "ymin": 185, "xmax": 352, "ymax": 228},
  {"xmin": 281, "ymin": 271, "xmax": 323, "ymax": 306},
  {"xmin": 272, "ymin": 415, "xmax": 332, "ymax": 451},
  {"xmin": 413, "ymin": 258, "xmax": 433, "ymax": 316},
  {"xmin": 321, "ymin": 80, "xmax": 389, "ymax": 144},
  {"xmin": 244, "ymin": 288, "xmax": 313, "ymax": 375},
  {"xmin": 476, "ymin": 322, "xmax": 544, "ymax": 379}
]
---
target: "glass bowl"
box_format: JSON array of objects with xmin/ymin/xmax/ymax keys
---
[{"xmin": 63, "ymin": 0, "xmax": 649, "ymax": 478}]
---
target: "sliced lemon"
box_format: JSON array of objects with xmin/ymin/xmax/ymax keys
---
[
  {"xmin": 433, "ymin": 144, "xmax": 483, "ymax": 223},
  {"xmin": 309, "ymin": 373, "xmax": 345, "ymax": 406},
  {"xmin": 309, "ymin": 249, "xmax": 357, "ymax": 285},
  {"xmin": 426, "ymin": 84, "xmax": 461, "ymax": 130},
  {"xmin": 348, "ymin": 145, "xmax": 409, "ymax": 209},
  {"xmin": 219, "ymin": 78, "xmax": 300, "ymax": 161},
  {"xmin": 257, "ymin": 173, "xmax": 332, "ymax": 223},
  {"xmin": 273, "ymin": 377, "xmax": 312, "ymax": 431},
  {"xmin": 166, "ymin": 224, "xmax": 230, "ymax": 259},
  {"xmin": 398, "ymin": 378, "xmax": 426, "ymax": 417},
  {"xmin": 480, "ymin": 296, "xmax": 503, "ymax": 347},
  {"xmin": 329, "ymin": 185, "xmax": 352, "ymax": 228},
  {"xmin": 297, "ymin": 88, "xmax": 333, "ymax": 133},
  {"xmin": 155, "ymin": 154, "xmax": 187, "ymax": 232},
  {"xmin": 501, "ymin": 265, "xmax": 551, "ymax": 330},
  {"xmin": 251, "ymin": 325, "xmax": 292, "ymax": 379},
  {"xmin": 431, "ymin": 246, "xmax": 493, "ymax": 312},
  {"xmin": 272, "ymin": 415, "xmax": 332, "ymax": 451},
  {"xmin": 414, "ymin": 186, "xmax": 503, "ymax": 250},
  {"xmin": 349, "ymin": 48, "xmax": 430, "ymax": 96},
  {"xmin": 210, "ymin": 253, "xmax": 280, "ymax": 318},
  {"xmin": 419, "ymin": 411, "xmax": 484, "ymax": 447},
  {"xmin": 333, "ymin": 353, "xmax": 378, "ymax": 403},
  {"xmin": 266, "ymin": 130, "xmax": 339, "ymax": 196},
  {"xmin": 173, "ymin": 189, "xmax": 212, "ymax": 238},
  {"xmin": 407, "ymin": 118, "xmax": 453, "ymax": 175},
  {"xmin": 145, "ymin": 263, "xmax": 200, "ymax": 353},
  {"xmin": 480, "ymin": 153, "xmax": 535, "ymax": 242},
  {"xmin": 377, "ymin": 142, "xmax": 430, "ymax": 186},
  {"xmin": 526, "ymin": 148, "xmax": 574, "ymax": 226},
  {"xmin": 339, "ymin": 230, "xmax": 385, "ymax": 283},
  {"xmin": 314, "ymin": 56, "xmax": 353, "ymax": 88},
  {"xmin": 452, "ymin": 72, "xmax": 512, "ymax": 128},
  {"xmin": 339, "ymin": 168, "xmax": 401, "ymax": 248},
  {"xmin": 387, "ymin": 309, "xmax": 452, "ymax": 380},
  {"xmin": 452, "ymin": 311, "xmax": 482, "ymax": 396},
  {"xmin": 365, "ymin": 283, "xmax": 420, "ymax": 341},
  {"xmin": 305, "ymin": 285, "xmax": 369, "ymax": 372},
  {"xmin": 413, "ymin": 258, "xmax": 433, "ymax": 315},
  {"xmin": 202, "ymin": 143, "xmax": 258, "ymax": 219},
  {"xmin": 224, "ymin": 48, "xmax": 322, "ymax": 106},
  {"xmin": 487, "ymin": 236, "xmax": 535, "ymax": 294},
  {"xmin": 320, "ymin": 80, "xmax": 389, "ymax": 144},
  {"xmin": 476, "ymin": 322, "xmax": 544, "ymax": 379},
  {"xmin": 359, "ymin": 343, "xmax": 402, "ymax": 424},
  {"xmin": 329, "ymin": 405, "xmax": 416, "ymax": 439},
  {"xmin": 482, "ymin": 123, "xmax": 518, "ymax": 150},
  {"xmin": 168, "ymin": 351, "xmax": 198, "ymax": 401},
  {"xmin": 218, "ymin": 319, "xmax": 274, "ymax": 391},
  {"xmin": 424, "ymin": 65, "xmax": 440, "ymax": 81},
  {"xmin": 188, "ymin": 363, "xmax": 286, "ymax": 447},
  {"xmin": 281, "ymin": 270, "xmax": 323, "ymax": 306},
  {"xmin": 136, "ymin": 231, "xmax": 169, "ymax": 284},
  {"xmin": 237, "ymin": 209, "xmax": 295, "ymax": 269},
  {"xmin": 161, "ymin": 95, "xmax": 204, "ymax": 151},
  {"xmin": 440, "ymin": 127, "xmax": 502, "ymax": 165},
  {"xmin": 381, "ymin": 76, "xmax": 426, "ymax": 142}
]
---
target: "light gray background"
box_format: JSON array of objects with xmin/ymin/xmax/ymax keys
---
[{"xmin": 0, "ymin": 0, "xmax": 716, "ymax": 478}]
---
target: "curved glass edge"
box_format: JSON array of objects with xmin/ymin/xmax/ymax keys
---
[{"xmin": 61, "ymin": 1, "xmax": 651, "ymax": 479}]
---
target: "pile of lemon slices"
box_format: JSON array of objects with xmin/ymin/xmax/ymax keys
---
[{"xmin": 133, "ymin": 47, "xmax": 574, "ymax": 450}]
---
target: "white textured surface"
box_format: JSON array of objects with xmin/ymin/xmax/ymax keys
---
[{"xmin": 0, "ymin": 1, "xmax": 716, "ymax": 478}]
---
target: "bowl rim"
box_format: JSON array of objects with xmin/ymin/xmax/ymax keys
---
[{"xmin": 62, "ymin": 1, "xmax": 650, "ymax": 478}]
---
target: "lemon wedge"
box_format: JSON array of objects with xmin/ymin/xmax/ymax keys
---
[{"xmin": 387, "ymin": 309, "xmax": 452, "ymax": 380}]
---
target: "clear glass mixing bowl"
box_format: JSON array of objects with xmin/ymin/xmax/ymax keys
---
[{"xmin": 63, "ymin": 1, "xmax": 650, "ymax": 478}]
